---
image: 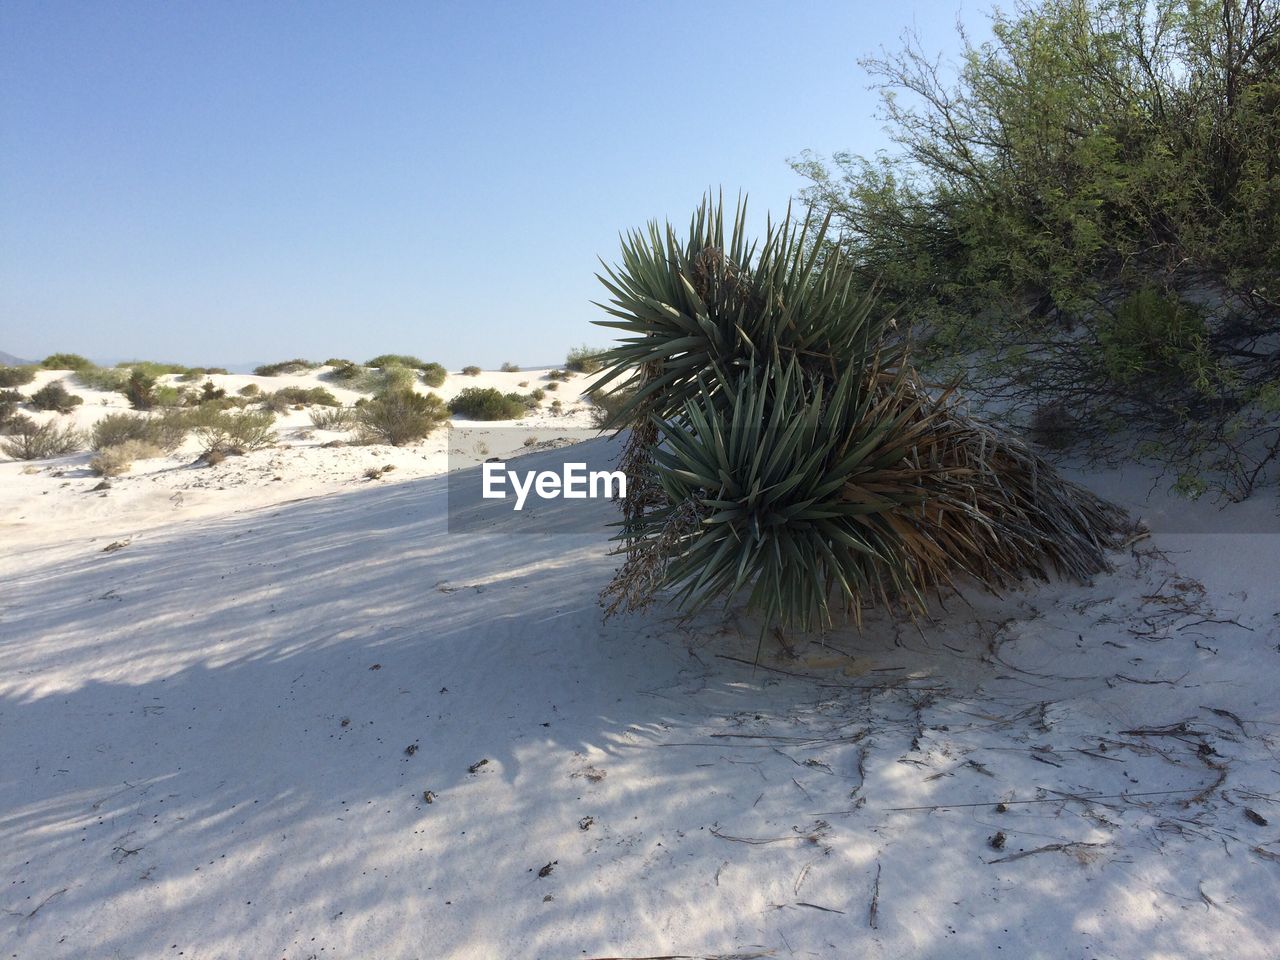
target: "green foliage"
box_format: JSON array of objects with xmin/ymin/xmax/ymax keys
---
[
  {"xmin": 366, "ymin": 354, "xmax": 429, "ymax": 369},
  {"xmin": 29, "ymin": 381, "xmax": 83, "ymax": 413},
  {"xmin": 500, "ymin": 361, "xmax": 520, "ymax": 372},
  {"xmin": 91, "ymin": 410, "xmax": 192, "ymax": 452},
  {"xmin": 461, "ymin": 365, "xmax": 482, "ymax": 376},
  {"xmin": 192, "ymin": 409, "xmax": 277, "ymax": 455},
  {"xmin": 73, "ymin": 365, "xmax": 129, "ymax": 392},
  {"xmin": 420, "ymin": 362, "xmax": 447, "ymax": 388},
  {"xmin": 90, "ymin": 439, "xmax": 166, "ymax": 477},
  {"xmin": 593, "ymin": 196, "xmax": 1126, "ymax": 634},
  {"xmin": 447, "ymin": 387, "xmax": 527, "ymax": 420},
  {"xmin": 41, "ymin": 353, "xmax": 92, "ymax": 371},
  {"xmin": 200, "ymin": 380, "xmax": 227, "ymax": 401},
  {"xmin": 253, "ymin": 358, "xmax": 317, "ymax": 376},
  {"xmin": 328, "ymin": 363, "xmax": 414, "ymax": 394},
  {"xmin": 0, "ymin": 416, "xmax": 85, "ymax": 460},
  {"xmin": 794, "ymin": 0, "xmax": 1280, "ymax": 494},
  {"xmin": 323, "ymin": 357, "xmax": 355, "ymax": 368},
  {"xmin": 261, "ymin": 386, "xmax": 339, "ymax": 411},
  {"xmin": 565, "ymin": 345, "xmax": 605, "ymax": 374},
  {"xmin": 125, "ymin": 370, "xmax": 157, "ymax": 410},
  {"xmin": 545, "ymin": 369, "xmax": 571, "ymax": 381},
  {"xmin": 176, "ymin": 367, "xmax": 229, "ymax": 381},
  {"xmin": 119, "ymin": 360, "xmax": 192, "ymax": 378},
  {"xmin": 356, "ymin": 390, "xmax": 449, "ymax": 445},
  {"xmin": 237, "ymin": 383, "xmax": 260, "ymax": 397},
  {"xmin": 310, "ymin": 405, "xmax": 357, "ymax": 430},
  {"xmin": 1097, "ymin": 289, "xmax": 1215, "ymax": 389},
  {"xmin": 0, "ymin": 365, "xmax": 37, "ymax": 388}
]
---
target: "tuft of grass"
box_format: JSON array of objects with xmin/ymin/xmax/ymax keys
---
[
  {"xmin": 355, "ymin": 390, "xmax": 449, "ymax": 445},
  {"xmin": 0, "ymin": 416, "xmax": 86, "ymax": 460},
  {"xmin": 90, "ymin": 439, "xmax": 166, "ymax": 477}
]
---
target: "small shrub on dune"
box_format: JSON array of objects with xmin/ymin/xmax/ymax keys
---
[
  {"xmin": 118, "ymin": 360, "xmax": 192, "ymax": 378},
  {"xmin": 41, "ymin": 353, "xmax": 93, "ymax": 371},
  {"xmin": 91, "ymin": 411, "xmax": 191, "ymax": 453},
  {"xmin": 323, "ymin": 357, "xmax": 355, "ymax": 368},
  {"xmin": 125, "ymin": 370, "xmax": 157, "ymax": 410},
  {"xmin": 529, "ymin": 388, "xmax": 545, "ymax": 402},
  {"xmin": 176, "ymin": 367, "xmax": 228, "ymax": 381},
  {"xmin": 0, "ymin": 389, "xmax": 22, "ymax": 424},
  {"xmin": 448, "ymin": 386, "xmax": 526, "ymax": 420},
  {"xmin": 193, "ymin": 409, "xmax": 277, "ymax": 456},
  {"xmin": 324, "ymin": 361, "xmax": 362, "ymax": 381},
  {"xmin": 420, "ymin": 363, "xmax": 447, "ymax": 388},
  {"xmin": 152, "ymin": 385, "xmax": 186, "ymax": 408},
  {"xmin": 565, "ymin": 345, "xmax": 604, "ymax": 374},
  {"xmin": 461, "ymin": 365, "xmax": 482, "ymax": 376},
  {"xmin": 545, "ymin": 369, "xmax": 570, "ymax": 381},
  {"xmin": 29, "ymin": 381, "xmax": 84, "ymax": 413},
  {"xmin": 260, "ymin": 386, "xmax": 339, "ymax": 412},
  {"xmin": 237, "ymin": 383, "xmax": 260, "ymax": 397},
  {"xmin": 200, "ymin": 380, "xmax": 227, "ymax": 401},
  {"xmin": 366, "ymin": 353, "xmax": 427, "ymax": 369},
  {"xmin": 356, "ymin": 390, "xmax": 448, "ymax": 445},
  {"xmin": 500, "ymin": 361, "xmax": 520, "ymax": 372},
  {"xmin": 545, "ymin": 381, "xmax": 559, "ymax": 391},
  {"xmin": 90, "ymin": 439, "xmax": 166, "ymax": 477},
  {"xmin": 0, "ymin": 416, "xmax": 85, "ymax": 460},
  {"xmin": 253, "ymin": 358, "xmax": 317, "ymax": 377},
  {"xmin": 0, "ymin": 365, "xmax": 37, "ymax": 388},
  {"xmin": 310, "ymin": 405, "xmax": 357, "ymax": 430},
  {"xmin": 73, "ymin": 365, "xmax": 129, "ymax": 392}
]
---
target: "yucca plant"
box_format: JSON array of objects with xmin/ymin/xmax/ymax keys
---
[{"xmin": 593, "ymin": 196, "xmax": 1127, "ymax": 636}]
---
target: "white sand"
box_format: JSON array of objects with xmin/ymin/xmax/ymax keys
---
[{"xmin": 2, "ymin": 369, "xmax": 1278, "ymax": 958}]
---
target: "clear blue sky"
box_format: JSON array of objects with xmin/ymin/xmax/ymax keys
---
[{"xmin": 1, "ymin": 0, "xmax": 980, "ymax": 369}]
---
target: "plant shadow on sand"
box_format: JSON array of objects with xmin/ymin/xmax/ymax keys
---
[{"xmin": 2, "ymin": 439, "xmax": 1278, "ymax": 959}]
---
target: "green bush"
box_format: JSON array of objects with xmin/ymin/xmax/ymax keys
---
[
  {"xmin": 176, "ymin": 367, "xmax": 229, "ymax": 381},
  {"xmin": 200, "ymin": 380, "xmax": 227, "ymax": 401},
  {"xmin": 356, "ymin": 390, "xmax": 449, "ymax": 445},
  {"xmin": 0, "ymin": 365, "xmax": 37, "ymax": 388},
  {"xmin": 118, "ymin": 360, "xmax": 191, "ymax": 378},
  {"xmin": 0, "ymin": 416, "xmax": 85, "ymax": 460},
  {"xmin": 366, "ymin": 354, "xmax": 427, "ymax": 369},
  {"xmin": 91, "ymin": 411, "xmax": 191, "ymax": 452},
  {"xmin": 323, "ymin": 357, "xmax": 355, "ymax": 368},
  {"xmin": 192, "ymin": 409, "xmax": 277, "ymax": 455},
  {"xmin": 545, "ymin": 381, "xmax": 559, "ymax": 391},
  {"xmin": 0, "ymin": 389, "xmax": 22, "ymax": 423},
  {"xmin": 237, "ymin": 383, "xmax": 260, "ymax": 397},
  {"xmin": 310, "ymin": 405, "xmax": 357, "ymax": 430},
  {"xmin": 448, "ymin": 387, "xmax": 527, "ymax": 420},
  {"xmin": 420, "ymin": 363, "xmax": 447, "ymax": 388},
  {"xmin": 41, "ymin": 353, "xmax": 93, "ymax": 371},
  {"xmin": 254, "ymin": 358, "xmax": 317, "ymax": 376},
  {"xmin": 500, "ymin": 361, "xmax": 520, "ymax": 372},
  {"xmin": 565, "ymin": 346, "xmax": 604, "ymax": 374},
  {"xmin": 545, "ymin": 369, "xmax": 570, "ymax": 381},
  {"xmin": 261, "ymin": 386, "xmax": 339, "ymax": 411},
  {"xmin": 73, "ymin": 365, "xmax": 129, "ymax": 391},
  {"xmin": 1097, "ymin": 288, "xmax": 1214, "ymax": 390},
  {"xmin": 461, "ymin": 365, "xmax": 482, "ymax": 376},
  {"xmin": 125, "ymin": 370, "xmax": 157, "ymax": 410},
  {"xmin": 529, "ymin": 388, "xmax": 545, "ymax": 401},
  {"xmin": 29, "ymin": 381, "xmax": 83, "ymax": 413}
]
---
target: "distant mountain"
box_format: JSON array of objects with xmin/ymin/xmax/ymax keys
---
[{"xmin": 0, "ymin": 350, "xmax": 33, "ymax": 366}]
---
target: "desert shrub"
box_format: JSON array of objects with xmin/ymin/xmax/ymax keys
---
[
  {"xmin": 420, "ymin": 362, "xmax": 447, "ymax": 388},
  {"xmin": 29, "ymin": 381, "xmax": 83, "ymax": 413},
  {"xmin": 176, "ymin": 367, "xmax": 228, "ymax": 381},
  {"xmin": 118, "ymin": 360, "xmax": 191, "ymax": 378},
  {"xmin": 323, "ymin": 357, "xmax": 354, "ymax": 367},
  {"xmin": 125, "ymin": 370, "xmax": 157, "ymax": 410},
  {"xmin": 448, "ymin": 387, "xmax": 527, "ymax": 420},
  {"xmin": 152, "ymin": 385, "xmax": 186, "ymax": 408},
  {"xmin": 310, "ymin": 405, "xmax": 357, "ymax": 430},
  {"xmin": 237, "ymin": 383, "xmax": 260, "ymax": 397},
  {"xmin": 0, "ymin": 365, "xmax": 37, "ymax": 388},
  {"xmin": 565, "ymin": 346, "xmax": 604, "ymax": 374},
  {"xmin": 91, "ymin": 411, "xmax": 190, "ymax": 452},
  {"xmin": 199, "ymin": 380, "xmax": 227, "ymax": 401},
  {"xmin": 0, "ymin": 389, "xmax": 22, "ymax": 424},
  {"xmin": 529, "ymin": 388, "xmax": 545, "ymax": 402},
  {"xmin": 461, "ymin": 365, "xmax": 482, "ymax": 376},
  {"xmin": 545, "ymin": 369, "xmax": 570, "ymax": 381},
  {"xmin": 330, "ymin": 363, "xmax": 414, "ymax": 394},
  {"xmin": 90, "ymin": 439, "xmax": 166, "ymax": 477},
  {"xmin": 41, "ymin": 353, "xmax": 93, "ymax": 371},
  {"xmin": 253, "ymin": 358, "xmax": 317, "ymax": 376},
  {"xmin": 587, "ymin": 385, "xmax": 638, "ymax": 429},
  {"xmin": 356, "ymin": 390, "xmax": 449, "ymax": 445},
  {"xmin": 545, "ymin": 381, "xmax": 559, "ymax": 391},
  {"xmin": 324, "ymin": 361, "xmax": 362, "ymax": 381},
  {"xmin": 73, "ymin": 365, "xmax": 129, "ymax": 391},
  {"xmin": 1096, "ymin": 288, "xmax": 1215, "ymax": 390},
  {"xmin": 192, "ymin": 409, "xmax": 277, "ymax": 455},
  {"xmin": 0, "ymin": 416, "xmax": 85, "ymax": 460},
  {"xmin": 500, "ymin": 361, "xmax": 520, "ymax": 372},
  {"xmin": 367, "ymin": 353, "xmax": 427, "ymax": 369},
  {"xmin": 261, "ymin": 386, "xmax": 339, "ymax": 411},
  {"xmin": 548, "ymin": 399, "xmax": 564, "ymax": 415}
]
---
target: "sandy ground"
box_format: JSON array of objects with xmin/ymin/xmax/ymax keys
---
[{"xmin": 2, "ymin": 369, "xmax": 1279, "ymax": 959}]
